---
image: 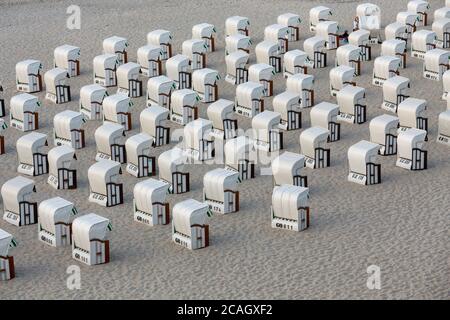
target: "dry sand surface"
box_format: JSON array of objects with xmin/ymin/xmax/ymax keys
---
[{"xmin": 0, "ymin": 0, "xmax": 449, "ymax": 299}]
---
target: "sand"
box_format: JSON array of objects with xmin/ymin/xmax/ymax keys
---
[{"xmin": 0, "ymin": 0, "xmax": 449, "ymax": 299}]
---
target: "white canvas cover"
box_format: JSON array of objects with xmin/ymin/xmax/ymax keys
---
[
  {"xmin": 103, "ymin": 94, "xmax": 131, "ymax": 124},
  {"xmin": 408, "ymin": 0, "xmax": 429, "ymax": 14},
  {"xmin": 53, "ymin": 110, "xmax": 84, "ymax": 141},
  {"xmin": 140, "ymin": 106, "xmax": 169, "ymax": 137},
  {"xmin": 271, "ymin": 151, "xmax": 305, "ymax": 186},
  {"xmin": 370, "ymin": 114, "xmax": 400, "ymax": 145},
  {"xmin": 432, "ymin": 18, "xmax": 450, "ymax": 41},
  {"xmin": 235, "ymin": 82, "xmax": 264, "ymax": 108},
  {"xmin": 349, "ymin": 29, "xmax": 371, "ymax": 46},
  {"xmin": 15, "ymin": 60, "xmax": 42, "ymax": 85},
  {"xmin": 434, "ymin": 8, "xmax": 450, "ymax": 21},
  {"xmin": 116, "ymin": 62, "xmax": 141, "ymax": 88},
  {"xmin": 273, "ymin": 91, "xmax": 301, "ymax": 120},
  {"xmin": 137, "ymin": 45, "xmax": 162, "ymax": 69},
  {"xmin": 1, "ymin": 176, "xmax": 35, "ymax": 214},
  {"xmin": 337, "ymin": 85, "xmax": 365, "ymax": 114},
  {"xmin": 0, "ymin": 229, "xmax": 14, "ymax": 257},
  {"xmin": 444, "ymin": 70, "xmax": 450, "ymax": 99},
  {"xmin": 207, "ymin": 99, "xmax": 235, "ymax": 130},
  {"xmin": 226, "ymin": 51, "xmax": 249, "ymax": 79},
  {"xmin": 315, "ymin": 21, "xmax": 339, "ymax": 39},
  {"xmin": 278, "ymin": 13, "xmax": 301, "ymax": 27},
  {"xmin": 385, "ymin": 22, "xmax": 408, "ymax": 40},
  {"xmin": 225, "ymin": 16, "xmax": 250, "ymax": 36},
  {"xmin": 336, "ymin": 45, "xmax": 361, "ymax": 67},
  {"xmin": 146, "ymin": 76, "xmax": 175, "ymax": 104},
  {"xmin": 134, "ymin": 178, "xmax": 169, "ymax": 213},
  {"xmin": 412, "ymin": 30, "xmax": 437, "ymax": 53},
  {"xmin": 171, "ymin": 89, "xmax": 199, "ymax": 113},
  {"xmin": 192, "ymin": 23, "xmax": 216, "ymax": 39},
  {"xmin": 10, "ymin": 93, "xmax": 39, "ymax": 121},
  {"xmin": 252, "ymin": 111, "xmax": 281, "ymax": 143},
  {"xmin": 44, "ymin": 68, "xmax": 69, "ymax": 95},
  {"xmin": 255, "ymin": 41, "xmax": 280, "ymax": 64},
  {"xmin": 183, "ymin": 118, "xmax": 213, "ymax": 151},
  {"xmin": 54, "ymin": 45, "xmax": 80, "ymax": 70},
  {"xmin": 125, "ymin": 133, "xmax": 153, "ymax": 166},
  {"xmin": 310, "ymin": 102, "xmax": 339, "ymax": 129},
  {"xmin": 264, "ymin": 24, "xmax": 289, "ymax": 48},
  {"xmin": 373, "ymin": 56, "xmax": 401, "ymax": 80},
  {"xmin": 356, "ymin": 3, "xmax": 381, "ymax": 31},
  {"xmin": 192, "ymin": 68, "xmax": 219, "ymax": 93},
  {"xmin": 310, "ymin": 6, "xmax": 332, "ymax": 27},
  {"xmin": 381, "ymin": 39, "xmax": 407, "ymax": 58},
  {"xmin": 248, "ymin": 63, "xmax": 275, "ymax": 82},
  {"xmin": 303, "ymin": 36, "xmax": 326, "ymax": 59},
  {"xmin": 94, "ymin": 123, "xmax": 125, "ymax": 156},
  {"xmin": 182, "ymin": 39, "xmax": 207, "ymax": 60},
  {"xmin": 284, "ymin": 50, "xmax": 308, "ymax": 75},
  {"xmin": 397, "ymin": 98, "xmax": 427, "ymax": 128},
  {"xmin": 382, "ymin": 76, "xmax": 410, "ymax": 105},
  {"xmin": 272, "ymin": 185, "xmax": 309, "ymax": 221},
  {"xmin": 203, "ymin": 168, "xmax": 239, "ymax": 202},
  {"xmin": 299, "ymin": 127, "xmax": 329, "ymax": 158},
  {"xmin": 225, "ymin": 34, "xmax": 252, "ymax": 55},
  {"xmin": 103, "ymin": 36, "xmax": 128, "ymax": 55},
  {"xmin": 147, "ymin": 30, "xmax": 172, "ymax": 45},
  {"xmin": 158, "ymin": 147, "xmax": 187, "ymax": 183},
  {"xmin": 17, "ymin": 132, "xmax": 47, "ymax": 165},
  {"xmin": 38, "ymin": 197, "xmax": 74, "ymax": 235},
  {"xmin": 330, "ymin": 66, "xmax": 356, "ymax": 92},
  {"xmin": 48, "ymin": 145, "xmax": 75, "ymax": 176},
  {"xmin": 424, "ymin": 49, "xmax": 450, "ymax": 72},
  {"xmin": 224, "ymin": 136, "xmax": 254, "ymax": 169},
  {"xmin": 348, "ymin": 140, "xmax": 380, "ymax": 174},
  {"xmin": 72, "ymin": 213, "xmax": 110, "ymax": 252},
  {"xmin": 93, "ymin": 54, "xmax": 118, "ymax": 78},
  {"xmin": 286, "ymin": 73, "xmax": 314, "ymax": 94},
  {"xmin": 397, "ymin": 128, "xmax": 427, "ymax": 159},
  {"xmin": 438, "ymin": 110, "xmax": 450, "ymax": 137},
  {"xmin": 80, "ymin": 84, "xmax": 107, "ymax": 112},
  {"xmin": 166, "ymin": 55, "xmax": 190, "ymax": 83},
  {"xmin": 396, "ymin": 11, "xmax": 419, "ymax": 32},
  {"xmin": 88, "ymin": 160, "xmax": 121, "ymax": 195}
]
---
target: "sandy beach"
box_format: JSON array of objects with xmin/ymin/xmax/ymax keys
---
[{"xmin": 0, "ymin": 0, "xmax": 449, "ymax": 299}]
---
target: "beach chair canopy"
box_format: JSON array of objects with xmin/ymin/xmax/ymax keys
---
[
  {"xmin": 225, "ymin": 34, "xmax": 252, "ymax": 54},
  {"xmin": 272, "ymin": 185, "xmax": 309, "ymax": 220},
  {"xmin": 140, "ymin": 106, "xmax": 169, "ymax": 136},
  {"xmin": 349, "ymin": 29, "xmax": 371, "ymax": 46},
  {"xmin": 396, "ymin": 11, "xmax": 419, "ymax": 27},
  {"xmin": 255, "ymin": 41, "xmax": 280, "ymax": 63},
  {"xmin": 54, "ymin": 45, "xmax": 80, "ymax": 69},
  {"xmin": 385, "ymin": 22, "xmax": 408, "ymax": 40},
  {"xmin": 137, "ymin": 45, "xmax": 162, "ymax": 67},
  {"xmin": 286, "ymin": 73, "xmax": 314, "ymax": 93},
  {"xmin": 147, "ymin": 75, "xmax": 175, "ymax": 102},
  {"xmin": 17, "ymin": 132, "xmax": 47, "ymax": 165},
  {"xmin": 248, "ymin": 63, "xmax": 275, "ymax": 81},
  {"xmin": 284, "ymin": 50, "xmax": 308, "ymax": 71},
  {"xmin": 192, "ymin": 23, "xmax": 216, "ymax": 39},
  {"xmin": 272, "ymin": 151, "xmax": 305, "ymax": 186},
  {"xmin": 171, "ymin": 89, "xmax": 199, "ymax": 114},
  {"xmin": 381, "ymin": 39, "xmax": 406, "ymax": 57},
  {"xmin": 252, "ymin": 110, "xmax": 281, "ymax": 143},
  {"xmin": 337, "ymin": 86, "xmax": 365, "ymax": 113},
  {"xmin": 397, "ymin": 98, "xmax": 427, "ymax": 128},
  {"xmin": 273, "ymin": 91, "xmax": 301, "ymax": 117},
  {"xmin": 236, "ymin": 82, "xmax": 264, "ymax": 106},
  {"xmin": 72, "ymin": 213, "xmax": 110, "ymax": 252},
  {"xmin": 310, "ymin": 102, "xmax": 339, "ymax": 129},
  {"xmin": 310, "ymin": 6, "xmax": 332, "ymax": 26},
  {"xmin": 226, "ymin": 51, "xmax": 249, "ymax": 76},
  {"xmin": 303, "ymin": 36, "xmax": 326, "ymax": 58},
  {"xmin": 370, "ymin": 114, "xmax": 400, "ymax": 145},
  {"xmin": 203, "ymin": 168, "xmax": 239, "ymax": 202},
  {"xmin": 38, "ymin": 197, "xmax": 74, "ymax": 235},
  {"xmin": 383, "ymin": 76, "xmax": 410, "ymax": 103},
  {"xmin": 408, "ymin": 0, "xmax": 430, "ymax": 14},
  {"xmin": 225, "ymin": 16, "xmax": 250, "ymax": 36},
  {"xmin": 412, "ymin": 30, "xmax": 437, "ymax": 52},
  {"xmin": 434, "ymin": 8, "xmax": 450, "ymax": 21},
  {"xmin": 207, "ymin": 99, "xmax": 235, "ymax": 130},
  {"xmin": 158, "ymin": 147, "xmax": 187, "ymax": 182},
  {"xmin": 147, "ymin": 29, "xmax": 172, "ymax": 45},
  {"xmin": 125, "ymin": 133, "xmax": 153, "ymax": 166},
  {"xmin": 424, "ymin": 49, "xmax": 450, "ymax": 72},
  {"xmin": 264, "ymin": 24, "xmax": 289, "ymax": 41},
  {"xmin": 10, "ymin": 93, "xmax": 39, "ymax": 120},
  {"xmin": 54, "ymin": 110, "xmax": 84, "ymax": 140},
  {"xmin": 336, "ymin": 45, "xmax": 361, "ymax": 66},
  {"xmin": 80, "ymin": 84, "xmax": 107, "ymax": 108},
  {"xmin": 225, "ymin": 136, "xmax": 254, "ymax": 167},
  {"xmin": 103, "ymin": 36, "xmax": 128, "ymax": 54},
  {"xmin": 16, "ymin": 60, "xmax": 42, "ymax": 84},
  {"xmin": 134, "ymin": 178, "xmax": 169, "ymax": 213},
  {"xmin": 44, "ymin": 68, "xmax": 69, "ymax": 93},
  {"xmin": 374, "ymin": 56, "xmax": 401, "ymax": 78},
  {"xmin": 117, "ymin": 62, "xmax": 141, "ymax": 88},
  {"xmin": 183, "ymin": 118, "xmax": 213, "ymax": 150},
  {"xmin": 48, "ymin": 145, "xmax": 75, "ymax": 176},
  {"xmin": 193, "ymin": 68, "xmax": 220, "ymax": 89},
  {"xmin": 316, "ymin": 21, "xmax": 339, "ymax": 38},
  {"xmin": 103, "ymin": 94, "xmax": 131, "ymax": 121},
  {"xmin": 182, "ymin": 39, "xmax": 207, "ymax": 58},
  {"xmin": 94, "ymin": 123, "xmax": 125, "ymax": 155},
  {"xmin": 172, "ymin": 199, "xmax": 209, "ymax": 237},
  {"xmin": 278, "ymin": 13, "xmax": 301, "ymax": 27},
  {"xmin": 432, "ymin": 18, "xmax": 450, "ymax": 37},
  {"xmin": 166, "ymin": 55, "xmax": 191, "ymax": 82},
  {"xmin": 1, "ymin": 176, "xmax": 35, "ymax": 214},
  {"xmin": 330, "ymin": 66, "xmax": 356, "ymax": 89},
  {"xmin": 300, "ymin": 127, "xmax": 329, "ymax": 158},
  {"xmin": 439, "ymin": 110, "xmax": 450, "ymax": 136},
  {"xmin": 93, "ymin": 54, "xmax": 119, "ymax": 76},
  {"xmin": 398, "ymin": 128, "xmax": 427, "ymax": 159},
  {"xmin": 0, "ymin": 229, "xmax": 14, "ymax": 257},
  {"xmin": 88, "ymin": 160, "xmax": 121, "ymax": 195},
  {"xmin": 348, "ymin": 140, "xmax": 380, "ymax": 174}
]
